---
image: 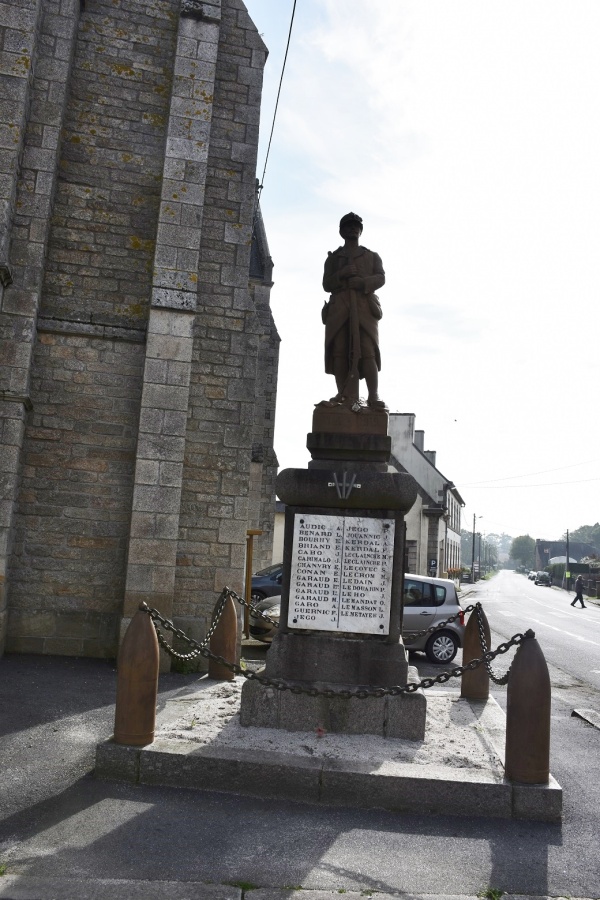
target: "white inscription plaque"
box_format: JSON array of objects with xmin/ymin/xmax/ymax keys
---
[{"xmin": 288, "ymin": 514, "xmax": 395, "ymax": 634}]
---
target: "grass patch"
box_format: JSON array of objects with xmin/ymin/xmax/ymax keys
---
[{"xmin": 478, "ymin": 889, "xmax": 504, "ymax": 900}]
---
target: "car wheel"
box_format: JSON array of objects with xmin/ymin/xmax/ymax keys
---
[
  {"xmin": 251, "ymin": 591, "xmax": 266, "ymax": 605},
  {"xmin": 425, "ymin": 631, "xmax": 459, "ymax": 664}
]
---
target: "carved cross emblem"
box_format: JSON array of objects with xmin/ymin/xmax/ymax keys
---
[{"xmin": 327, "ymin": 472, "xmax": 362, "ymax": 500}]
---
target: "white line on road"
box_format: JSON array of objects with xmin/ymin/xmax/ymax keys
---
[
  {"xmin": 497, "ymin": 602, "xmax": 569, "ymax": 621},
  {"xmin": 528, "ymin": 617, "xmax": 600, "ymax": 647}
]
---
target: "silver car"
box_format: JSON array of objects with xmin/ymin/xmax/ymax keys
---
[
  {"xmin": 249, "ymin": 572, "xmax": 464, "ymax": 665},
  {"xmin": 401, "ymin": 573, "xmax": 465, "ymax": 663}
]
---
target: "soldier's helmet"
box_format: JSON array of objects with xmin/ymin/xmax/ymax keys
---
[{"xmin": 339, "ymin": 212, "xmax": 363, "ymax": 233}]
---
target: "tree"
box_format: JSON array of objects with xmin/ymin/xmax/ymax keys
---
[
  {"xmin": 510, "ymin": 535, "xmax": 536, "ymax": 568},
  {"xmin": 564, "ymin": 523, "xmax": 600, "ymax": 552}
]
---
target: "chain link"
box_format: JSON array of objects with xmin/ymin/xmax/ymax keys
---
[
  {"xmin": 474, "ymin": 601, "xmax": 521, "ymax": 685},
  {"xmin": 148, "ymin": 589, "xmax": 229, "ymax": 662},
  {"xmin": 402, "ymin": 603, "xmax": 476, "ymax": 640},
  {"xmin": 140, "ymin": 590, "xmax": 532, "ymax": 700}
]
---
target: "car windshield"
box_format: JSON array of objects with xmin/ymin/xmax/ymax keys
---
[{"xmin": 254, "ymin": 563, "xmax": 282, "ymax": 576}]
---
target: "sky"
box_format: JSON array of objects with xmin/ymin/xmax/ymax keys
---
[{"xmin": 243, "ymin": 0, "xmax": 600, "ymax": 544}]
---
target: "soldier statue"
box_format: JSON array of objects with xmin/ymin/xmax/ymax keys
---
[{"xmin": 321, "ymin": 212, "xmax": 386, "ymax": 409}]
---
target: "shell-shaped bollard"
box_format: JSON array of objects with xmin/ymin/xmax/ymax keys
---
[
  {"xmin": 505, "ymin": 635, "xmax": 551, "ymax": 784},
  {"xmin": 114, "ymin": 608, "xmax": 160, "ymax": 746},
  {"xmin": 461, "ymin": 606, "xmax": 490, "ymax": 700},
  {"xmin": 209, "ymin": 593, "xmax": 238, "ymax": 681}
]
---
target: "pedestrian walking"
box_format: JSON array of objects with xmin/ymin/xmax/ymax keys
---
[{"xmin": 571, "ymin": 574, "xmax": 586, "ymax": 608}]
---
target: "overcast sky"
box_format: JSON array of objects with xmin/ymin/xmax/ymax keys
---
[{"xmin": 243, "ymin": 0, "xmax": 600, "ymax": 543}]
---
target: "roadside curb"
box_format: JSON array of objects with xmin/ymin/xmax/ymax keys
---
[{"xmin": 0, "ymin": 880, "xmax": 594, "ymax": 900}]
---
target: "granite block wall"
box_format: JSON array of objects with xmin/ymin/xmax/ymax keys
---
[{"xmin": 0, "ymin": 0, "xmax": 278, "ymax": 660}]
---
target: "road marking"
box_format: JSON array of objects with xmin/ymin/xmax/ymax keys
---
[
  {"xmin": 525, "ymin": 594, "xmax": 568, "ymax": 606},
  {"xmin": 528, "ymin": 617, "xmax": 600, "ymax": 647},
  {"xmin": 525, "ymin": 595, "xmax": 597, "ymax": 619},
  {"xmin": 572, "ymin": 709, "xmax": 600, "ymax": 730}
]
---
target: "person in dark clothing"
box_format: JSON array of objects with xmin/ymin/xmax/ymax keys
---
[{"xmin": 571, "ymin": 574, "xmax": 586, "ymax": 608}]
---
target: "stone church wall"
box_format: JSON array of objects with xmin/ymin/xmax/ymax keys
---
[{"xmin": 0, "ymin": 0, "xmax": 279, "ymax": 662}]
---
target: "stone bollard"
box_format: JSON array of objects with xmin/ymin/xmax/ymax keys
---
[
  {"xmin": 460, "ymin": 606, "xmax": 490, "ymax": 700},
  {"xmin": 504, "ymin": 632, "xmax": 551, "ymax": 784},
  {"xmin": 114, "ymin": 606, "xmax": 160, "ymax": 746},
  {"xmin": 209, "ymin": 593, "xmax": 237, "ymax": 681}
]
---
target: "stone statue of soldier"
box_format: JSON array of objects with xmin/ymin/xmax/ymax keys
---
[{"xmin": 321, "ymin": 212, "xmax": 386, "ymax": 409}]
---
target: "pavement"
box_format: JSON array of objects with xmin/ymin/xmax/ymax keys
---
[{"xmin": 0, "ymin": 578, "xmax": 597, "ymax": 899}]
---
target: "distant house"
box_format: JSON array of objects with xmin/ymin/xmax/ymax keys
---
[
  {"xmin": 388, "ymin": 414, "xmax": 464, "ymax": 578},
  {"xmin": 535, "ymin": 539, "xmax": 599, "ymax": 570}
]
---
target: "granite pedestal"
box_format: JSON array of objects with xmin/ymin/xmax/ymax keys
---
[{"xmin": 239, "ymin": 405, "xmax": 425, "ymax": 740}]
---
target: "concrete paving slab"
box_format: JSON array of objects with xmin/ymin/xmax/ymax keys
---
[
  {"xmin": 95, "ymin": 676, "xmax": 561, "ymax": 821},
  {"xmin": 0, "ymin": 876, "xmax": 241, "ymax": 899}
]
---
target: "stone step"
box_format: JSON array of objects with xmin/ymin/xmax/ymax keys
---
[{"xmin": 94, "ymin": 681, "xmax": 561, "ymax": 823}]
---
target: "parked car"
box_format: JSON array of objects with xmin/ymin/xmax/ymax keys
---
[
  {"xmin": 528, "ymin": 570, "xmax": 537, "ymax": 580},
  {"xmin": 248, "ymin": 596, "xmax": 281, "ymax": 642},
  {"xmin": 402, "ymin": 574, "xmax": 465, "ymax": 663},
  {"xmin": 249, "ymin": 573, "xmax": 465, "ymax": 665},
  {"xmin": 250, "ymin": 563, "xmax": 283, "ymax": 604},
  {"xmin": 535, "ymin": 571, "xmax": 551, "ymax": 586}
]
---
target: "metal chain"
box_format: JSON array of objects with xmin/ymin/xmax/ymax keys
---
[
  {"xmin": 474, "ymin": 602, "xmax": 516, "ymax": 685},
  {"xmin": 401, "ymin": 602, "xmax": 476, "ymax": 640},
  {"xmin": 149, "ymin": 589, "xmax": 230, "ymax": 662},
  {"xmin": 140, "ymin": 592, "xmax": 532, "ymax": 699}
]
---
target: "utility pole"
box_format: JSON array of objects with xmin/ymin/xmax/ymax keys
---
[
  {"xmin": 471, "ymin": 514, "xmax": 476, "ymax": 582},
  {"xmin": 566, "ymin": 529, "xmax": 570, "ymax": 592}
]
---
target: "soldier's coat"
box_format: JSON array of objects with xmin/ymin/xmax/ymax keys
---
[{"xmin": 322, "ymin": 245, "xmax": 385, "ymax": 376}]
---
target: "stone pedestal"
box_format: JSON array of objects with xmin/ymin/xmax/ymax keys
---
[
  {"xmin": 240, "ymin": 404, "xmax": 425, "ymax": 739},
  {"xmin": 240, "ymin": 668, "xmax": 426, "ymax": 741},
  {"xmin": 264, "ymin": 632, "xmax": 408, "ymax": 685}
]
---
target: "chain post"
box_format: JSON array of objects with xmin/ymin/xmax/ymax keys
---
[
  {"xmin": 208, "ymin": 590, "xmax": 238, "ymax": 681},
  {"xmin": 114, "ymin": 604, "xmax": 160, "ymax": 746},
  {"xmin": 461, "ymin": 603, "xmax": 490, "ymax": 700},
  {"xmin": 505, "ymin": 630, "xmax": 551, "ymax": 784}
]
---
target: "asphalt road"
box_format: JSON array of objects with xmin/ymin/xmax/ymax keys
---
[
  {"xmin": 0, "ymin": 572, "xmax": 599, "ymax": 898},
  {"xmin": 472, "ymin": 569, "xmax": 600, "ymax": 692}
]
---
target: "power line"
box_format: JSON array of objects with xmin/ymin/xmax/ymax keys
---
[
  {"xmin": 466, "ymin": 477, "xmax": 600, "ymax": 489},
  {"xmin": 463, "ymin": 457, "xmax": 599, "ymax": 487},
  {"xmin": 257, "ymin": 0, "xmax": 297, "ymax": 205}
]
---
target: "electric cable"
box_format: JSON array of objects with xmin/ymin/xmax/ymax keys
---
[
  {"xmin": 463, "ymin": 457, "xmax": 599, "ymax": 487},
  {"xmin": 465, "ymin": 477, "xmax": 600, "ymax": 489},
  {"xmin": 257, "ymin": 0, "xmax": 297, "ymax": 205}
]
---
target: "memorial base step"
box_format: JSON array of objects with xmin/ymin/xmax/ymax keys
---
[
  {"xmin": 95, "ymin": 682, "xmax": 562, "ymax": 822},
  {"xmin": 239, "ymin": 666, "xmax": 426, "ymax": 741}
]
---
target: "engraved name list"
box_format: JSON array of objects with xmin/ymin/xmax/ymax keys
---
[{"xmin": 288, "ymin": 514, "xmax": 395, "ymax": 635}]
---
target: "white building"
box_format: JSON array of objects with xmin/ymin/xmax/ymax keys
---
[{"xmin": 388, "ymin": 414, "xmax": 464, "ymax": 578}]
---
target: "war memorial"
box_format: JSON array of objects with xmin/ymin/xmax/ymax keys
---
[
  {"xmin": 96, "ymin": 213, "xmax": 562, "ymax": 823},
  {"xmin": 239, "ymin": 212, "xmax": 425, "ymax": 739}
]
